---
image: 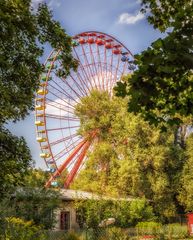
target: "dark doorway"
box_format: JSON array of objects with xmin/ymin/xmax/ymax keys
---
[{"xmin": 60, "ymin": 211, "xmax": 70, "ymax": 230}]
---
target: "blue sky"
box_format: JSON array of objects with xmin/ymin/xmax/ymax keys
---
[{"xmin": 7, "ymin": 0, "xmax": 163, "ymax": 169}]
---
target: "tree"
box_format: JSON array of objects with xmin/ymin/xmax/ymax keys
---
[
  {"xmin": 115, "ymin": 0, "xmax": 193, "ymax": 127},
  {"xmin": 1, "ymin": 217, "xmax": 46, "ymax": 240},
  {"xmin": 0, "ymin": 126, "xmax": 32, "ymax": 197},
  {"xmin": 0, "ymin": 0, "xmax": 77, "ymax": 123},
  {"xmin": 72, "ymin": 90, "xmax": 185, "ymax": 218},
  {"xmin": 0, "ymin": 0, "xmax": 77, "ymax": 194},
  {"xmin": 11, "ymin": 187, "xmax": 61, "ymax": 229},
  {"xmin": 178, "ymin": 133, "xmax": 193, "ymax": 211},
  {"xmin": 23, "ymin": 168, "xmax": 49, "ymax": 187},
  {"xmin": 75, "ymin": 198, "xmax": 155, "ymax": 229},
  {"xmin": 0, "ymin": 168, "xmax": 62, "ymax": 229},
  {"xmin": 0, "ymin": 187, "xmax": 61, "ymax": 229}
]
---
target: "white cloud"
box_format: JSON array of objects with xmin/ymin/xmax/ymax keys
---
[
  {"xmin": 31, "ymin": 0, "xmax": 61, "ymax": 10},
  {"xmin": 48, "ymin": 0, "xmax": 61, "ymax": 9},
  {"xmin": 46, "ymin": 98, "xmax": 77, "ymax": 116},
  {"xmin": 118, "ymin": 12, "xmax": 144, "ymax": 25},
  {"xmin": 31, "ymin": 0, "xmax": 44, "ymax": 9}
]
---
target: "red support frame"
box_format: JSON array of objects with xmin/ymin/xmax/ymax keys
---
[{"xmin": 45, "ymin": 139, "xmax": 87, "ymax": 188}]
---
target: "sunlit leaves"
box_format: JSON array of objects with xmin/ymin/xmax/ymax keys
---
[
  {"xmin": 0, "ymin": 126, "xmax": 32, "ymax": 197},
  {"xmin": 0, "ymin": 0, "xmax": 77, "ymax": 123},
  {"xmin": 116, "ymin": 0, "xmax": 193, "ymax": 127},
  {"xmin": 73, "ymin": 90, "xmax": 185, "ymax": 218},
  {"xmin": 178, "ymin": 133, "xmax": 193, "ymax": 211}
]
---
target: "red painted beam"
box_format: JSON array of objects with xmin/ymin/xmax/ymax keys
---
[
  {"xmin": 64, "ymin": 140, "xmax": 91, "ymax": 188},
  {"xmin": 45, "ymin": 139, "xmax": 87, "ymax": 188}
]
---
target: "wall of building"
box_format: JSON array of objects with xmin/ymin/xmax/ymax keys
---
[{"xmin": 54, "ymin": 200, "xmax": 80, "ymax": 230}]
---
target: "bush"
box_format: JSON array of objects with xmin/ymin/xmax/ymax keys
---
[
  {"xmin": 44, "ymin": 231, "xmax": 83, "ymax": 240},
  {"xmin": 75, "ymin": 198, "xmax": 155, "ymax": 229},
  {"xmin": 136, "ymin": 222, "xmax": 189, "ymax": 239},
  {"xmin": 164, "ymin": 223, "xmax": 188, "ymax": 239},
  {"xmin": 136, "ymin": 221, "xmax": 162, "ymax": 236},
  {"xmin": 62, "ymin": 232, "xmax": 80, "ymax": 240},
  {"xmin": 3, "ymin": 217, "xmax": 46, "ymax": 240},
  {"xmin": 104, "ymin": 227, "xmax": 129, "ymax": 240}
]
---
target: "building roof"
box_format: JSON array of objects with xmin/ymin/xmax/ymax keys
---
[{"xmin": 60, "ymin": 189, "xmax": 135, "ymax": 201}]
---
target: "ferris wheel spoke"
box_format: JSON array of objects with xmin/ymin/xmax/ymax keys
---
[
  {"xmin": 53, "ymin": 137, "xmax": 82, "ymax": 161},
  {"xmin": 96, "ymin": 45, "xmax": 104, "ymax": 90},
  {"xmin": 49, "ymin": 133, "xmax": 78, "ymax": 147},
  {"xmin": 89, "ymin": 45, "xmax": 100, "ymax": 88},
  {"xmin": 108, "ymin": 50, "xmax": 114, "ymax": 92},
  {"xmin": 112, "ymin": 53, "xmax": 121, "ymax": 88},
  {"xmin": 57, "ymin": 59, "xmax": 89, "ymax": 97},
  {"xmin": 80, "ymin": 44, "xmax": 97, "ymax": 90},
  {"xmin": 46, "ymin": 97, "xmax": 75, "ymax": 113},
  {"xmin": 104, "ymin": 48, "xmax": 108, "ymax": 87},
  {"xmin": 73, "ymin": 47, "xmax": 94, "ymax": 91},
  {"xmin": 49, "ymin": 80, "xmax": 79, "ymax": 104},
  {"xmin": 45, "ymin": 101, "xmax": 75, "ymax": 116},
  {"xmin": 60, "ymin": 75, "xmax": 83, "ymax": 100},
  {"xmin": 76, "ymin": 70, "xmax": 91, "ymax": 94},
  {"xmin": 46, "ymin": 125, "xmax": 80, "ymax": 132},
  {"xmin": 69, "ymin": 74, "xmax": 88, "ymax": 97},
  {"xmin": 78, "ymin": 65, "xmax": 93, "ymax": 92},
  {"xmin": 46, "ymin": 90, "xmax": 76, "ymax": 110},
  {"xmin": 95, "ymin": 47, "xmax": 102, "ymax": 90},
  {"xmin": 45, "ymin": 113, "xmax": 79, "ymax": 121}
]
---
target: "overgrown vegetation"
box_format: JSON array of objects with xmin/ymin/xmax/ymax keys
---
[
  {"xmin": 75, "ymin": 198, "xmax": 155, "ymax": 229},
  {"xmin": 73, "ymin": 90, "xmax": 192, "ymax": 220}
]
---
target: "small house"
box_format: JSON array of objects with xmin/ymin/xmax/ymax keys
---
[{"xmin": 54, "ymin": 189, "xmax": 134, "ymax": 231}]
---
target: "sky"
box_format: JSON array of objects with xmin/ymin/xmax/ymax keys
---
[{"xmin": 7, "ymin": 0, "xmax": 164, "ymax": 169}]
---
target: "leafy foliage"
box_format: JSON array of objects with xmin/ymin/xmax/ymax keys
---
[
  {"xmin": 73, "ymin": 90, "xmax": 185, "ymax": 218},
  {"xmin": 115, "ymin": 0, "xmax": 193, "ymax": 127},
  {"xmin": 178, "ymin": 133, "xmax": 193, "ymax": 211},
  {"xmin": 0, "ymin": 0, "xmax": 77, "ymax": 123},
  {"xmin": 24, "ymin": 168, "xmax": 49, "ymax": 188},
  {"xmin": 75, "ymin": 198, "xmax": 155, "ymax": 228},
  {"xmin": 75, "ymin": 90, "xmax": 120, "ymax": 139},
  {"xmin": 0, "ymin": 0, "xmax": 76, "ymax": 199},
  {"xmin": 141, "ymin": 0, "xmax": 192, "ymax": 31},
  {"xmin": 3, "ymin": 217, "xmax": 46, "ymax": 240},
  {"xmin": 0, "ymin": 126, "xmax": 32, "ymax": 197},
  {"xmin": 0, "ymin": 187, "xmax": 61, "ymax": 229}
]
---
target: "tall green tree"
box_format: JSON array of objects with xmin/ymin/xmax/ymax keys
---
[
  {"xmin": 72, "ymin": 90, "xmax": 185, "ymax": 218},
  {"xmin": 0, "ymin": 0, "xmax": 77, "ymax": 123},
  {"xmin": 178, "ymin": 133, "xmax": 193, "ymax": 211},
  {"xmin": 0, "ymin": 0, "xmax": 77, "ymax": 194},
  {"xmin": 0, "ymin": 126, "xmax": 32, "ymax": 197},
  {"xmin": 115, "ymin": 0, "xmax": 193, "ymax": 127}
]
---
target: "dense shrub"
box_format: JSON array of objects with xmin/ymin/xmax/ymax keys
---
[
  {"xmin": 75, "ymin": 198, "xmax": 155, "ymax": 229},
  {"xmin": 136, "ymin": 221, "xmax": 162, "ymax": 236},
  {"xmin": 3, "ymin": 217, "xmax": 45, "ymax": 240}
]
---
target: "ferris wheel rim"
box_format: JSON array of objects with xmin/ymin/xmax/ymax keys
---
[
  {"xmin": 35, "ymin": 30, "xmax": 134, "ymax": 188},
  {"xmin": 74, "ymin": 30, "xmax": 134, "ymax": 57}
]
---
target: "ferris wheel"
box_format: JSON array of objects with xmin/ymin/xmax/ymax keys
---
[{"xmin": 35, "ymin": 31, "xmax": 135, "ymax": 188}]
